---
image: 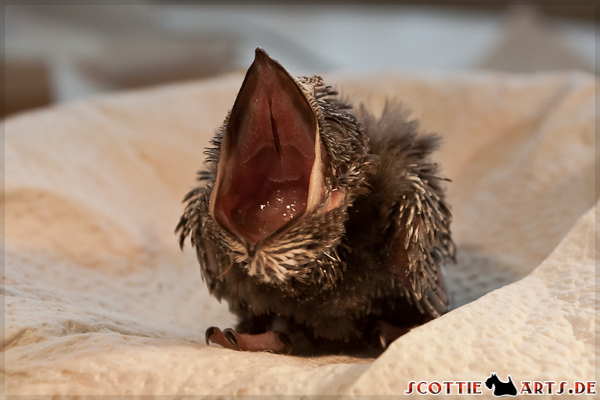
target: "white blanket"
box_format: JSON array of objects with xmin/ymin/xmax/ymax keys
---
[{"xmin": 3, "ymin": 71, "xmax": 596, "ymax": 395}]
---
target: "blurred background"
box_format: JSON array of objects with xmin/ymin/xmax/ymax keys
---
[{"xmin": 3, "ymin": 1, "xmax": 596, "ymax": 118}]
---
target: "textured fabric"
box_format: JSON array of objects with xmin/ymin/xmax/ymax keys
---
[{"xmin": 3, "ymin": 71, "xmax": 596, "ymax": 395}]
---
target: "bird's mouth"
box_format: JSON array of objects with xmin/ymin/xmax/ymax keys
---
[{"xmin": 210, "ymin": 49, "xmax": 341, "ymax": 245}]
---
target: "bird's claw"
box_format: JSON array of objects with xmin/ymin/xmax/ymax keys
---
[
  {"xmin": 375, "ymin": 327, "xmax": 388, "ymax": 349},
  {"xmin": 205, "ymin": 326, "xmax": 238, "ymax": 351},
  {"xmin": 205, "ymin": 326, "xmax": 217, "ymax": 346},
  {"xmin": 374, "ymin": 321, "xmax": 412, "ymax": 350},
  {"xmin": 223, "ymin": 328, "xmax": 241, "ymax": 350},
  {"xmin": 276, "ymin": 332, "xmax": 293, "ymax": 355}
]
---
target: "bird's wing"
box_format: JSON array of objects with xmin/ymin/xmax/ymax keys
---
[
  {"xmin": 389, "ymin": 161, "xmax": 454, "ymax": 317},
  {"xmin": 175, "ymin": 173, "xmax": 227, "ymax": 297},
  {"xmin": 359, "ymin": 101, "xmax": 455, "ymax": 318}
]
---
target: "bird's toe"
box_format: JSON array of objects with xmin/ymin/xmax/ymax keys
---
[{"xmin": 205, "ymin": 327, "xmax": 293, "ymax": 355}]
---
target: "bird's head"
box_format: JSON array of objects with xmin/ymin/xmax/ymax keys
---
[{"xmin": 202, "ymin": 48, "xmax": 376, "ymax": 285}]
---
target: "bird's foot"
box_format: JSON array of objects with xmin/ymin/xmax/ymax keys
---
[
  {"xmin": 205, "ymin": 326, "xmax": 292, "ymax": 355},
  {"xmin": 375, "ymin": 321, "xmax": 412, "ymax": 349}
]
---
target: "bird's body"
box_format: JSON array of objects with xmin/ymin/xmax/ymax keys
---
[{"xmin": 177, "ymin": 49, "xmax": 454, "ymax": 355}]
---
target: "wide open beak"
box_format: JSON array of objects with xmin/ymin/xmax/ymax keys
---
[{"xmin": 210, "ymin": 48, "xmax": 331, "ymax": 245}]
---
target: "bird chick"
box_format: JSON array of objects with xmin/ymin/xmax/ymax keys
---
[{"xmin": 176, "ymin": 48, "xmax": 455, "ymax": 355}]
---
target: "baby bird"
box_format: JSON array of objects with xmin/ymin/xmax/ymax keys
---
[{"xmin": 176, "ymin": 48, "xmax": 454, "ymax": 355}]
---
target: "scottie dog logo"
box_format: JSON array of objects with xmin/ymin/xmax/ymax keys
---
[{"xmin": 485, "ymin": 373, "xmax": 518, "ymax": 397}]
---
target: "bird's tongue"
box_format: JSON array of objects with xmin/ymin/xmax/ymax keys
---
[
  {"xmin": 231, "ymin": 182, "xmax": 308, "ymax": 243},
  {"xmin": 212, "ymin": 48, "xmax": 319, "ymax": 244}
]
